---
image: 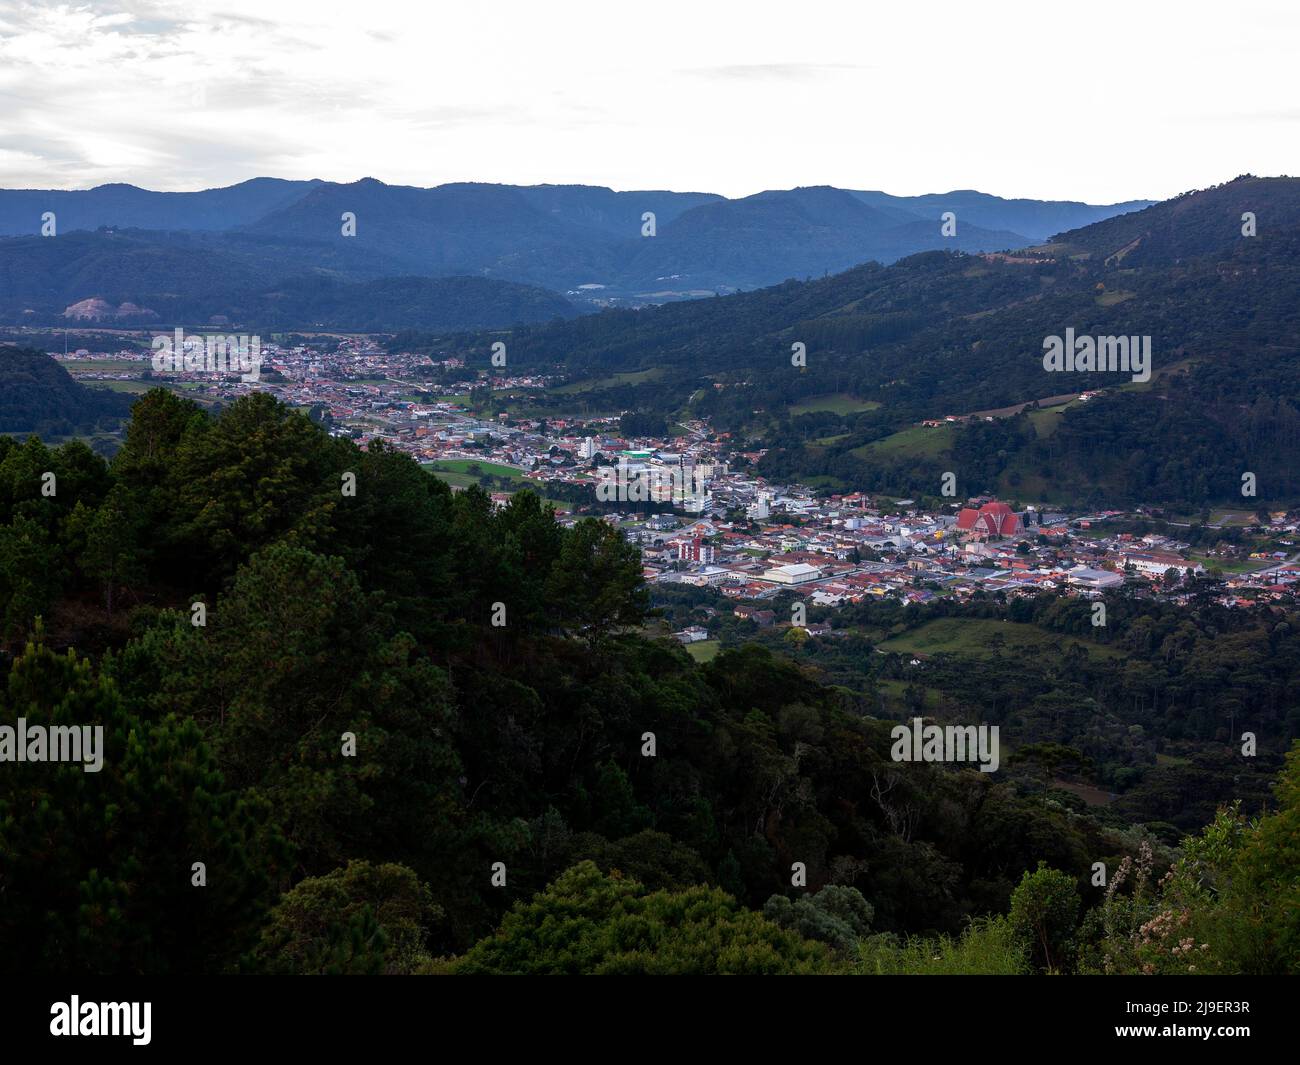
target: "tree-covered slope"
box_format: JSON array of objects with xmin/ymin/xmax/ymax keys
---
[
  {"xmin": 0, "ymin": 231, "xmax": 578, "ymax": 329},
  {"xmin": 1049, "ymin": 174, "xmax": 1300, "ymax": 264},
  {"xmin": 0, "ymin": 347, "xmax": 131, "ymax": 435},
  {"xmin": 455, "ymin": 175, "xmax": 1300, "ymax": 505}
]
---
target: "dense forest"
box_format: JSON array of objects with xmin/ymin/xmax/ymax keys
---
[
  {"xmin": 0, "ymin": 348, "xmax": 131, "ymax": 437},
  {"xmin": 655, "ymin": 582, "xmax": 1298, "ymax": 831},
  {"xmin": 0, "ymin": 387, "xmax": 1296, "ymax": 974}
]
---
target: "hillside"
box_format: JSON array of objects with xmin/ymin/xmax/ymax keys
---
[
  {"xmin": 249, "ymin": 274, "xmax": 579, "ymax": 331},
  {"xmin": 851, "ymin": 189, "xmax": 1153, "ymax": 242},
  {"xmin": 1048, "ymin": 174, "xmax": 1300, "ymax": 265},
  {"xmin": 509, "ymin": 184, "xmax": 723, "ymax": 236},
  {"xmin": 0, "ymin": 347, "xmax": 132, "ymax": 435},
  {"xmin": 449, "ymin": 175, "xmax": 1300, "ymax": 506},
  {"xmin": 0, "ymin": 230, "xmax": 578, "ymax": 330},
  {"xmin": 616, "ymin": 186, "xmax": 1033, "ymax": 291}
]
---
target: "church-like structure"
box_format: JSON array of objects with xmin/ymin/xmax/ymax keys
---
[{"xmin": 955, "ymin": 500, "xmax": 1022, "ymax": 540}]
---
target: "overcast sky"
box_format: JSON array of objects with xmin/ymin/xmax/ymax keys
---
[{"xmin": 1, "ymin": 0, "xmax": 1297, "ymax": 203}]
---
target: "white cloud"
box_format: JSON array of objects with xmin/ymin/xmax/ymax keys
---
[{"xmin": 0, "ymin": 0, "xmax": 1296, "ymax": 201}]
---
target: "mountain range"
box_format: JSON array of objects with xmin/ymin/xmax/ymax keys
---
[
  {"xmin": 0, "ymin": 178, "xmax": 1149, "ymax": 329},
  {"xmin": 3, "ymin": 174, "xmax": 1296, "ymax": 509}
]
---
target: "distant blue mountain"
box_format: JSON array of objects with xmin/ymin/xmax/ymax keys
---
[
  {"xmin": 848, "ymin": 189, "xmax": 1154, "ymax": 243},
  {"xmin": 0, "ymin": 177, "xmax": 1152, "ymax": 320},
  {"xmin": 0, "ymin": 177, "xmax": 321, "ymax": 235}
]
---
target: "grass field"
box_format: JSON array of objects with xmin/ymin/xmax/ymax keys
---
[
  {"xmin": 1188, "ymin": 554, "xmax": 1271, "ymax": 574},
  {"xmin": 62, "ymin": 358, "xmax": 149, "ymax": 371},
  {"xmin": 1027, "ymin": 405, "xmax": 1074, "ymax": 438},
  {"xmin": 880, "ymin": 618, "xmax": 1125, "ymax": 660},
  {"xmin": 685, "ymin": 640, "xmax": 721, "ymax": 663},
  {"xmin": 801, "ymin": 474, "xmax": 850, "ymax": 490},
  {"xmin": 789, "ymin": 393, "xmax": 881, "ymax": 416},
  {"xmin": 424, "ymin": 471, "xmax": 480, "ymax": 489},
  {"xmin": 422, "ymin": 464, "xmax": 566, "ymax": 509},
  {"xmin": 83, "ymin": 380, "xmax": 155, "ymax": 393},
  {"xmin": 994, "ymin": 470, "xmax": 1077, "ymax": 509},
  {"xmin": 874, "ymin": 678, "xmax": 944, "ymax": 713},
  {"xmin": 426, "ymin": 459, "xmax": 525, "ymax": 477},
  {"xmin": 1208, "ymin": 510, "xmax": 1259, "ymax": 527},
  {"xmin": 965, "ymin": 393, "xmax": 1078, "ymax": 420},
  {"xmin": 1116, "ymin": 356, "xmax": 1200, "ymax": 395},
  {"xmin": 851, "ymin": 424, "xmax": 954, "ymax": 461},
  {"xmin": 550, "ymin": 368, "xmax": 664, "ymax": 395},
  {"xmin": 423, "ymin": 459, "xmax": 527, "ymax": 488},
  {"xmin": 85, "ymin": 380, "xmax": 206, "ymax": 394}
]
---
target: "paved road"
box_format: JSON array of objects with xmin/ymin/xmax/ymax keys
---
[{"xmin": 1254, "ymin": 551, "xmax": 1300, "ymax": 576}]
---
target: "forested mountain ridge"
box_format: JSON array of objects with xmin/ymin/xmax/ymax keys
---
[
  {"xmin": 1048, "ymin": 174, "xmax": 1300, "ymax": 264},
  {"xmin": 0, "ymin": 177, "xmax": 1146, "ymax": 299},
  {"xmin": 610, "ymin": 185, "xmax": 1034, "ymax": 290},
  {"xmin": 0, "ymin": 177, "xmax": 322, "ymax": 235},
  {"xmin": 457, "ymin": 175, "xmax": 1300, "ymax": 506},
  {"xmin": 0, "ymin": 230, "xmax": 578, "ymax": 330},
  {"xmin": 0, "ymin": 177, "xmax": 1145, "ymax": 244},
  {"xmin": 851, "ymin": 188, "xmax": 1154, "ymax": 241}
]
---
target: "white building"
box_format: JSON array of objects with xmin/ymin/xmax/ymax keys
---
[
  {"xmin": 1121, "ymin": 552, "xmax": 1204, "ymax": 578},
  {"xmin": 675, "ymin": 626, "xmax": 710, "ymax": 644},
  {"xmin": 1066, "ymin": 566, "xmax": 1125, "ymax": 590},
  {"xmin": 761, "ymin": 562, "xmax": 823, "ymax": 585}
]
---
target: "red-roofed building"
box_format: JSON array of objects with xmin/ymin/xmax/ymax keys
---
[
  {"xmin": 676, "ymin": 537, "xmax": 715, "ymax": 564},
  {"xmin": 956, "ymin": 501, "xmax": 1022, "ymax": 540}
]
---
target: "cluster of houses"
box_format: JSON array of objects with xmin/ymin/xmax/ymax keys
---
[
  {"xmin": 631, "ymin": 500, "xmax": 1300, "ymax": 646},
  {"xmin": 60, "ymin": 339, "xmax": 1300, "ymax": 635}
]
